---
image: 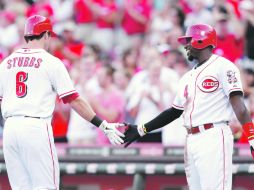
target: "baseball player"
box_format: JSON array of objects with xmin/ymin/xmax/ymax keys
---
[
  {"xmin": 0, "ymin": 15, "xmax": 124, "ymax": 190},
  {"xmin": 124, "ymin": 24, "xmax": 254, "ymax": 190}
]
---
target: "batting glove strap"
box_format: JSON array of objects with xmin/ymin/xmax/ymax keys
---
[
  {"xmin": 99, "ymin": 120, "xmax": 125, "ymax": 145},
  {"xmin": 137, "ymin": 124, "xmax": 147, "ymax": 137}
]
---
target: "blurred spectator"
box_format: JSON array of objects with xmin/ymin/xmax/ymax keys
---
[
  {"xmin": 213, "ymin": 5, "xmax": 244, "ymax": 63},
  {"xmin": 184, "ymin": 0, "xmax": 213, "ymax": 28},
  {"xmin": 121, "ymin": 48, "xmax": 141, "ymax": 76},
  {"xmin": 52, "ymin": 20, "xmax": 85, "ymax": 67},
  {"xmin": 67, "ymin": 55, "xmax": 99, "ymax": 144},
  {"xmin": 50, "ymin": 0, "xmax": 74, "ymax": 23},
  {"xmin": 88, "ymin": 65, "xmax": 125, "ymax": 144},
  {"xmin": 116, "ymin": 0, "xmax": 152, "ymax": 53},
  {"xmin": 240, "ymin": 60, "xmax": 254, "ymax": 98},
  {"xmin": 0, "ymin": 11, "xmax": 19, "ymax": 49},
  {"xmin": 74, "ymin": 0, "xmax": 95, "ymax": 43},
  {"xmin": 239, "ymin": 0, "xmax": 254, "ymax": 60},
  {"xmin": 113, "ymin": 69, "xmax": 132, "ymax": 91},
  {"xmin": 150, "ymin": 3, "xmax": 174, "ymax": 45},
  {"xmin": 52, "ymin": 99, "xmax": 70, "ymax": 142},
  {"xmin": 90, "ymin": 0, "xmax": 119, "ymax": 52},
  {"xmin": 113, "ymin": 68, "xmax": 133, "ymax": 123},
  {"xmin": 26, "ymin": 0, "xmax": 54, "ymax": 17},
  {"xmin": 126, "ymin": 48, "xmax": 179, "ymax": 142},
  {"xmin": 3, "ymin": 0, "xmax": 28, "ymax": 16},
  {"xmin": 162, "ymin": 49, "xmax": 190, "ymax": 77},
  {"xmin": 166, "ymin": 26, "xmax": 184, "ymax": 50}
]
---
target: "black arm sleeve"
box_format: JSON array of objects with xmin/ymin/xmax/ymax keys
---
[{"xmin": 144, "ymin": 107, "xmax": 183, "ymax": 132}]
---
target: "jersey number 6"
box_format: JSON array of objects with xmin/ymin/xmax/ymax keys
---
[{"xmin": 16, "ymin": 71, "xmax": 28, "ymax": 98}]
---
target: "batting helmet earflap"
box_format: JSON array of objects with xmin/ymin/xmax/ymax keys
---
[
  {"xmin": 24, "ymin": 15, "xmax": 57, "ymax": 37},
  {"xmin": 178, "ymin": 24, "xmax": 217, "ymax": 49}
]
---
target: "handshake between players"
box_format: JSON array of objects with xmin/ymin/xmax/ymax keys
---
[{"xmin": 111, "ymin": 121, "xmax": 254, "ymax": 160}]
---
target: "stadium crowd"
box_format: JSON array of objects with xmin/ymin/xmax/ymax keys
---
[{"xmin": 0, "ymin": 0, "xmax": 254, "ymax": 146}]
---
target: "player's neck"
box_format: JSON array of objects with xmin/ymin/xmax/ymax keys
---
[
  {"xmin": 24, "ymin": 41, "xmax": 45, "ymax": 50},
  {"xmin": 196, "ymin": 54, "xmax": 213, "ymax": 68}
]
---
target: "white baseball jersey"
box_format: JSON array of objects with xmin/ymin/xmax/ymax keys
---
[
  {"xmin": 1, "ymin": 48, "xmax": 77, "ymax": 190},
  {"xmin": 172, "ymin": 54, "xmax": 243, "ymax": 128},
  {"xmin": 0, "ymin": 48, "xmax": 76, "ymax": 118}
]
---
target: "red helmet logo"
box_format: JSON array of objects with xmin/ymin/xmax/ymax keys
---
[{"xmin": 198, "ymin": 76, "xmax": 219, "ymax": 92}]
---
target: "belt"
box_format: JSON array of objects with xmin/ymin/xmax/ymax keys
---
[
  {"xmin": 187, "ymin": 123, "xmax": 214, "ymax": 134},
  {"xmin": 24, "ymin": 115, "xmax": 41, "ymax": 119},
  {"xmin": 6, "ymin": 115, "xmax": 41, "ymax": 119}
]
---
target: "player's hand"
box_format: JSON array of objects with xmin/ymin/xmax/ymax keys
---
[
  {"xmin": 123, "ymin": 123, "xmax": 147, "ymax": 148},
  {"xmin": 99, "ymin": 121, "xmax": 125, "ymax": 145}
]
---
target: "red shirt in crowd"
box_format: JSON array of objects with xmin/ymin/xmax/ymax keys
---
[
  {"xmin": 122, "ymin": 0, "xmax": 152, "ymax": 35},
  {"xmin": 74, "ymin": 0, "xmax": 94, "ymax": 23},
  {"xmin": 214, "ymin": 34, "xmax": 244, "ymax": 63},
  {"xmin": 26, "ymin": 2, "xmax": 54, "ymax": 17},
  {"xmin": 95, "ymin": 0, "xmax": 117, "ymax": 29},
  {"xmin": 52, "ymin": 99, "xmax": 69, "ymax": 139}
]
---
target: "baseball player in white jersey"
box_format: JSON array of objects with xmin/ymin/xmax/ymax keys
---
[
  {"xmin": 123, "ymin": 24, "xmax": 254, "ymax": 190},
  {"xmin": 0, "ymin": 15, "xmax": 125, "ymax": 190}
]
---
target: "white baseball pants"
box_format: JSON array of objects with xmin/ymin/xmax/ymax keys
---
[
  {"xmin": 184, "ymin": 123, "xmax": 233, "ymax": 190},
  {"xmin": 3, "ymin": 116, "xmax": 59, "ymax": 190}
]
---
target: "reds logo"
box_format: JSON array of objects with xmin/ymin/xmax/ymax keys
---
[{"xmin": 198, "ymin": 76, "xmax": 219, "ymax": 93}]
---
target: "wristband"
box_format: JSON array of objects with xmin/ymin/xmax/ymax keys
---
[
  {"xmin": 242, "ymin": 122, "xmax": 254, "ymax": 141},
  {"xmin": 249, "ymin": 139, "xmax": 254, "ymax": 147},
  {"xmin": 137, "ymin": 124, "xmax": 147, "ymax": 136},
  {"xmin": 91, "ymin": 115, "xmax": 103, "ymax": 127}
]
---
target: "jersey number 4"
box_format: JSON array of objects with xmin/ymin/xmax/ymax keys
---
[{"xmin": 16, "ymin": 71, "xmax": 28, "ymax": 98}]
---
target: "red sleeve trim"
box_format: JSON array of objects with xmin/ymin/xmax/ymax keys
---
[
  {"xmin": 61, "ymin": 92, "xmax": 79, "ymax": 104},
  {"xmin": 59, "ymin": 90, "xmax": 77, "ymax": 98},
  {"xmin": 172, "ymin": 104, "xmax": 184, "ymax": 110}
]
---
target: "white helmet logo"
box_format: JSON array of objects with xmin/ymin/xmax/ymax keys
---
[{"xmin": 200, "ymin": 31, "xmax": 205, "ymax": 36}]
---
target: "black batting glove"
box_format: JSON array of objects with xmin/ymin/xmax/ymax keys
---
[{"xmin": 123, "ymin": 123, "xmax": 147, "ymax": 147}]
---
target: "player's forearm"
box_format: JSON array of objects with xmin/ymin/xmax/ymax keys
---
[
  {"xmin": 69, "ymin": 97, "xmax": 97, "ymax": 123},
  {"xmin": 230, "ymin": 92, "xmax": 254, "ymax": 144},
  {"xmin": 144, "ymin": 107, "xmax": 183, "ymax": 132},
  {"xmin": 229, "ymin": 92, "xmax": 252, "ymax": 125}
]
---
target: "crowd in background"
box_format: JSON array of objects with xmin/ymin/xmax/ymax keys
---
[{"xmin": 0, "ymin": 0, "xmax": 254, "ymax": 146}]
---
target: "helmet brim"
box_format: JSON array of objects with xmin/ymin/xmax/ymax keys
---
[{"xmin": 177, "ymin": 36, "xmax": 192, "ymax": 45}]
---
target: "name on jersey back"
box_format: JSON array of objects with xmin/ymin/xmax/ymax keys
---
[{"xmin": 6, "ymin": 57, "xmax": 42, "ymax": 69}]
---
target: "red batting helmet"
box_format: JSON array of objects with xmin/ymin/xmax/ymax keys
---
[
  {"xmin": 24, "ymin": 15, "xmax": 57, "ymax": 37},
  {"xmin": 178, "ymin": 24, "xmax": 217, "ymax": 49}
]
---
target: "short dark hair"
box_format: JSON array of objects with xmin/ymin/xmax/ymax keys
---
[
  {"xmin": 24, "ymin": 31, "xmax": 50, "ymax": 43},
  {"xmin": 104, "ymin": 64, "xmax": 116, "ymax": 78}
]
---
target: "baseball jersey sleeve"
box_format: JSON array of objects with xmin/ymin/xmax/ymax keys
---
[
  {"xmin": 219, "ymin": 59, "xmax": 243, "ymax": 97},
  {"xmin": 50, "ymin": 58, "xmax": 77, "ymax": 100},
  {"xmin": 172, "ymin": 75, "xmax": 188, "ymax": 110}
]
